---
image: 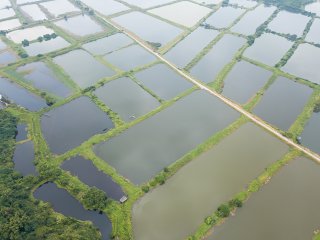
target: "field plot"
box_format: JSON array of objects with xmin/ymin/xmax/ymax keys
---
[
  {"xmin": 7, "ymin": 25, "xmax": 54, "ymax": 43},
  {"xmin": 148, "ymin": 1, "xmax": 212, "ymax": 28},
  {"xmin": 17, "ymin": 62, "xmax": 72, "ymax": 98},
  {"xmin": 207, "ymin": 157, "xmax": 320, "ymax": 240},
  {"xmin": 41, "ymin": 97, "xmax": 113, "ymax": 154},
  {"xmin": 221, "ymin": 61, "xmax": 272, "ymax": 104},
  {"xmin": 54, "ymin": 15, "xmax": 104, "ymax": 37},
  {"xmin": 0, "ymin": 8, "xmax": 15, "ymax": 20},
  {"xmin": 61, "ymin": 156, "xmax": 125, "ymax": 200},
  {"xmin": 94, "ymin": 91, "xmax": 239, "ymax": 184},
  {"xmin": 205, "ymin": 6, "xmax": 245, "ymax": 29},
  {"xmin": 305, "ymin": 1, "xmax": 320, "ymax": 16},
  {"xmin": 112, "ymin": 11, "xmax": 183, "ymax": 46},
  {"xmin": 243, "ymin": 33, "xmax": 293, "ymax": 66},
  {"xmin": 94, "ymin": 77, "xmax": 160, "ymax": 122},
  {"xmin": 54, "ymin": 50, "xmax": 115, "ymax": 88},
  {"xmin": 119, "ymin": 0, "xmax": 174, "ymax": 9},
  {"xmin": 190, "ymin": 34, "xmax": 246, "ymax": 83},
  {"xmin": 282, "ymin": 43, "xmax": 320, "ymax": 85},
  {"xmin": 228, "ymin": 0, "xmax": 257, "ymax": 8},
  {"xmin": 0, "ymin": 19, "xmax": 21, "ymax": 31},
  {"xmin": 301, "ymin": 111, "xmax": 320, "ymax": 154},
  {"xmin": 133, "ymin": 123, "xmax": 288, "ymax": 240},
  {"xmin": 253, "ymin": 76, "xmax": 312, "ymax": 130},
  {"xmin": 23, "ymin": 37, "xmax": 70, "ymax": 56},
  {"xmin": 231, "ymin": 5, "xmax": 276, "ymax": 35},
  {"xmin": 79, "ymin": 0, "xmax": 129, "ymax": 16},
  {"xmin": 0, "ymin": 77, "xmax": 47, "ymax": 111},
  {"xmin": 305, "ymin": 18, "xmax": 320, "ymax": 44},
  {"xmin": 164, "ymin": 27, "xmax": 219, "ymax": 68},
  {"xmin": 82, "ymin": 33, "xmax": 133, "ymax": 55},
  {"xmin": 39, "ymin": 0, "xmax": 80, "ymax": 17},
  {"xmin": 13, "ymin": 141, "xmax": 36, "ymax": 176},
  {"xmin": 267, "ymin": 11, "xmax": 310, "ymax": 36},
  {"xmin": 134, "ymin": 64, "xmax": 193, "ymax": 100},
  {"xmin": 20, "ymin": 4, "xmax": 47, "ymax": 21},
  {"xmin": 103, "ymin": 45, "xmax": 156, "ymax": 71},
  {"xmin": 34, "ymin": 182, "xmax": 112, "ymax": 240}
]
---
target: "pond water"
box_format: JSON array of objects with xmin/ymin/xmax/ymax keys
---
[
  {"xmin": 132, "ymin": 123, "xmax": 288, "ymax": 240},
  {"xmin": 16, "ymin": 124, "xmax": 28, "ymax": 141},
  {"xmin": 7, "ymin": 25, "xmax": 54, "ymax": 43},
  {"xmin": 95, "ymin": 77, "xmax": 160, "ymax": 122},
  {"xmin": 222, "ymin": 60, "xmax": 272, "ymax": 104},
  {"xmin": 41, "ymin": 96, "xmax": 114, "ymax": 154},
  {"xmin": 13, "ymin": 141, "xmax": 37, "ymax": 176},
  {"xmin": 243, "ymin": 33, "xmax": 293, "ymax": 66},
  {"xmin": 112, "ymin": 11, "xmax": 183, "ymax": 45},
  {"xmin": 164, "ymin": 27, "xmax": 219, "ymax": 68},
  {"xmin": 82, "ymin": 33, "xmax": 133, "ymax": 55},
  {"xmin": 40, "ymin": 0, "xmax": 80, "ymax": 17},
  {"xmin": 23, "ymin": 36, "xmax": 70, "ymax": 56},
  {"xmin": 205, "ymin": 6, "xmax": 245, "ymax": 29},
  {"xmin": 17, "ymin": 61, "xmax": 72, "ymax": 98},
  {"xmin": 0, "ymin": 51, "xmax": 18, "ymax": 65},
  {"xmin": 54, "ymin": 15, "xmax": 103, "ymax": 37},
  {"xmin": 148, "ymin": 1, "xmax": 212, "ymax": 28},
  {"xmin": 190, "ymin": 34, "xmax": 246, "ymax": 83},
  {"xmin": 282, "ymin": 44, "xmax": 320, "ymax": 85},
  {"xmin": 207, "ymin": 157, "xmax": 320, "ymax": 240},
  {"xmin": 305, "ymin": 18, "xmax": 320, "ymax": 44},
  {"xmin": 305, "ymin": 1, "xmax": 320, "ymax": 16},
  {"xmin": 54, "ymin": 49, "xmax": 115, "ymax": 88},
  {"xmin": 0, "ymin": 18, "xmax": 21, "ymax": 31},
  {"xmin": 104, "ymin": 45, "xmax": 156, "ymax": 71},
  {"xmin": 268, "ymin": 10, "xmax": 310, "ymax": 36},
  {"xmin": 0, "ymin": 77, "xmax": 47, "ymax": 111},
  {"xmin": 61, "ymin": 156, "xmax": 125, "ymax": 201},
  {"xmin": 20, "ymin": 4, "xmax": 47, "ymax": 21},
  {"xmin": 79, "ymin": 0, "xmax": 128, "ymax": 16},
  {"xmin": 253, "ymin": 76, "xmax": 313, "ymax": 131},
  {"xmin": 231, "ymin": 5, "xmax": 276, "ymax": 36},
  {"xmin": 34, "ymin": 182, "xmax": 112, "ymax": 240},
  {"xmin": 134, "ymin": 64, "xmax": 193, "ymax": 100},
  {"xmin": 94, "ymin": 90, "xmax": 239, "ymax": 184},
  {"xmin": 301, "ymin": 111, "xmax": 320, "ymax": 154}
]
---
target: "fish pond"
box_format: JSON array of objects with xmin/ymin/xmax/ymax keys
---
[
  {"xmin": 94, "ymin": 77, "xmax": 160, "ymax": 122},
  {"xmin": 301, "ymin": 111, "xmax": 320, "ymax": 154},
  {"xmin": 132, "ymin": 123, "xmax": 288, "ymax": 240},
  {"xmin": 61, "ymin": 156, "xmax": 125, "ymax": 200},
  {"xmin": 13, "ymin": 141, "xmax": 37, "ymax": 176},
  {"xmin": 253, "ymin": 76, "xmax": 312, "ymax": 131},
  {"xmin": 207, "ymin": 157, "xmax": 320, "ymax": 240},
  {"xmin": 41, "ymin": 96, "xmax": 114, "ymax": 154},
  {"xmin": 205, "ymin": 6, "xmax": 245, "ymax": 29},
  {"xmin": 34, "ymin": 182, "xmax": 112, "ymax": 240},
  {"xmin": 94, "ymin": 90, "xmax": 239, "ymax": 184}
]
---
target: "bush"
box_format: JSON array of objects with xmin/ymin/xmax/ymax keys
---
[
  {"xmin": 141, "ymin": 185, "xmax": 149, "ymax": 193},
  {"xmin": 229, "ymin": 198, "xmax": 243, "ymax": 208},
  {"xmin": 217, "ymin": 204, "xmax": 230, "ymax": 218}
]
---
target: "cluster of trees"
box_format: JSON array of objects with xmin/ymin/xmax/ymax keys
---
[
  {"xmin": 21, "ymin": 33, "xmax": 58, "ymax": 47},
  {"xmin": 0, "ymin": 110, "xmax": 101, "ymax": 239},
  {"xmin": 263, "ymin": 0, "xmax": 314, "ymax": 10}
]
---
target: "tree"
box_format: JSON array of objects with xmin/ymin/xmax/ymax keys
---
[
  {"xmin": 216, "ymin": 204, "xmax": 230, "ymax": 218},
  {"xmin": 21, "ymin": 39, "xmax": 29, "ymax": 47},
  {"xmin": 82, "ymin": 187, "xmax": 108, "ymax": 210}
]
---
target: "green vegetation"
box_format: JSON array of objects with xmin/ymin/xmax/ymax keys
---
[
  {"xmin": 0, "ymin": 110, "xmax": 101, "ymax": 239},
  {"xmin": 263, "ymin": 0, "xmax": 314, "ymax": 10}
]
